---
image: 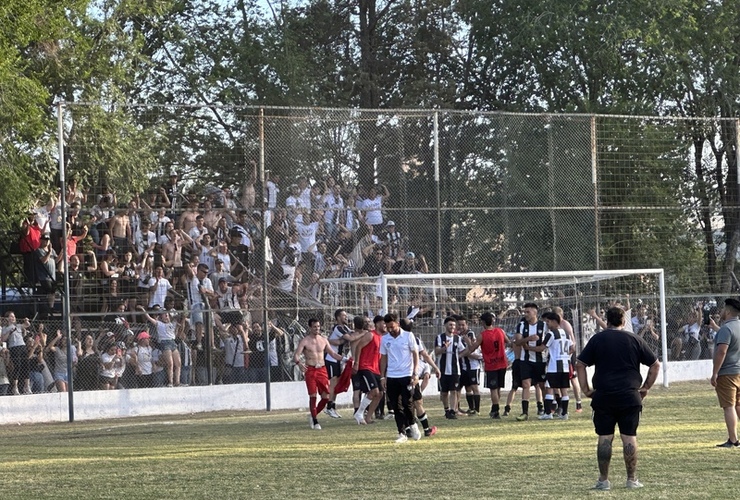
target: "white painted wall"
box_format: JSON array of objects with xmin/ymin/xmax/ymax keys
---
[{"xmin": 0, "ymin": 360, "xmax": 712, "ymax": 425}]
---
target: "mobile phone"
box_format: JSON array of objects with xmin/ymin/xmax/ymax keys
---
[{"xmin": 703, "ymin": 309, "xmax": 711, "ymax": 325}]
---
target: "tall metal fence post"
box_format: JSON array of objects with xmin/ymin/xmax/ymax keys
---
[
  {"xmin": 260, "ymin": 107, "xmax": 271, "ymax": 411},
  {"xmin": 58, "ymin": 101, "xmax": 75, "ymax": 422},
  {"xmin": 591, "ymin": 115, "xmax": 600, "ymax": 271},
  {"xmin": 434, "ymin": 111, "xmax": 442, "ymax": 273}
]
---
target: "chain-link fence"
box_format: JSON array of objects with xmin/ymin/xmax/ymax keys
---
[{"xmin": 2, "ymin": 104, "xmax": 737, "ymax": 401}]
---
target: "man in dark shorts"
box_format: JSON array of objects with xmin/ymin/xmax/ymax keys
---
[
  {"xmin": 531, "ymin": 312, "xmax": 574, "ymax": 420},
  {"xmin": 434, "ymin": 317, "xmax": 464, "ymax": 419},
  {"xmin": 461, "ymin": 312, "xmax": 508, "ymax": 419},
  {"xmin": 576, "ymin": 307, "xmax": 660, "ymax": 491},
  {"xmin": 513, "ymin": 303, "xmax": 547, "ymax": 421},
  {"xmin": 325, "ymin": 309, "xmax": 351, "ymax": 418}
]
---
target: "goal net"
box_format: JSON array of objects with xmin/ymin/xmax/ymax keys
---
[{"xmin": 319, "ymin": 269, "xmax": 668, "ymax": 387}]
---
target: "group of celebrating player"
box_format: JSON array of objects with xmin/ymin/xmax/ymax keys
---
[{"xmin": 292, "ymin": 302, "xmax": 582, "ymax": 443}]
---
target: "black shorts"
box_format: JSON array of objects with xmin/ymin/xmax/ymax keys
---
[
  {"xmin": 510, "ymin": 359, "xmax": 522, "ymax": 390},
  {"xmin": 412, "ymin": 383, "xmax": 423, "ymax": 402},
  {"xmin": 520, "ymin": 361, "xmax": 546, "ymax": 383},
  {"xmin": 592, "ymin": 404, "xmax": 642, "ymax": 437},
  {"xmin": 351, "ymin": 373, "xmax": 362, "ymax": 391},
  {"xmin": 325, "ymin": 360, "xmax": 341, "ymax": 379},
  {"xmin": 357, "ymin": 370, "xmax": 380, "ymax": 393},
  {"xmin": 486, "ymin": 369, "xmax": 507, "ymax": 390},
  {"xmin": 546, "ymin": 372, "xmax": 570, "ymax": 389},
  {"xmin": 460, "ymin": 369, "xmax": 479, "ymax": 388},
  {"xmin": 439, "ymin": 374, "xmax": 461, "ymax": 393}
]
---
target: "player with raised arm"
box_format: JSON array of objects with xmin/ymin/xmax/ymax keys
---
[
  {"xmin": 294, "ymin": 318, "xmax": 343, "ymax": 430},
  {"xmin": 460, "ymin": 312, "xmax": 509, "ymax": 419}
]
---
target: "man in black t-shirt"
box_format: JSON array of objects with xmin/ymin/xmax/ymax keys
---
[{"xmin": 576, "ymin": 307, "xmax": 660, "ymax": 491}]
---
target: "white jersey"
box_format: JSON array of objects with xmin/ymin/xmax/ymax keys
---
[
  {"xmin": 543, "ymin": 328, "xmax": 572, "ymax": 374},
  {"xmin": 380, "ymin": 330, "xmax": 418, "ymax": 378},
  {"xmin": 186, "ymin": 275, "xmax": 213, "ymax": 308}
]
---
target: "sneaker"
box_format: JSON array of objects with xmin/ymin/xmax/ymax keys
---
[
  {"xmin": 537, "ymin": 408, "xmax": 545, "ymax": 416},
  {"xmin": 515, "ymin": 413, "xmax": 529, "ymax": 421},
  {"xmin": 491, "ymin": 412, "xmax": 501, "ymax": 420},
  {"xmin": 502, "ymin": 409, "xmax": 510, "ymax": 417},
  {"xmin": 395, "ymin": 432, "xmax": 408, "ymax": 443},
  {"xmin": 592, "ymin": 479, "xmax": 610, "ymax": 491},
  {"xmin": 716, "ymin": 440, "xmax": 740, "ymax": 448},
  {"xmin": 384, "ymin": 412, "xmax": 396, "ymax": 420},
  {"xmin": 314, "ymin": 423, "xmax": 322, "ymax": 430},
  {"xmin": 327, "ymin": 408, "xmax": 341, "ymax": 419},
  {"xmin": 409, "ymin": 423, "xmax": 421, "ymax": 441},
  {"xmin": 424, "ymin": 426, "xmax": 438, "ymax": 437},
  {"xmin": 538, "ymin": 413, "xmax": 554, "ymax": 420},
  {"xmin": 308, "ymin": 415, "xmax": 315, "ymax": 430},
  {"xmin": 558, "ymin": 413, "xmax": 569, "ymax": 420},
  {"xmin": 354, "ymin": 411, "xmax": 367, "ymax": 425},
  {"xmin": 625, "ymin": 479, "xmax": 644, "ymax": 489},
  {"xmin": 466, "ymin": 409, "xmax": 478, "ymax": 416},
  {"xmin": 445, "ymin": 411, "xmax": 458, "ymax": 420},
  {"xmin": 576, "ymin": 401, "xmax": 583, "ymax": 412}
]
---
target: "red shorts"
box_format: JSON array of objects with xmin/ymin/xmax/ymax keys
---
[{"xmin": 305, "ymin": 366, "xmax": 330, "ymax": 396}]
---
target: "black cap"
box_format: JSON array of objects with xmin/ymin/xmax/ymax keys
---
[{"xmin": 725, "ymin": 298, "xmax": 740, "ymax": 312}]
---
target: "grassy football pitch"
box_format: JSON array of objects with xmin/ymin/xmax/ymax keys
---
[{"xmin": 0, "ymin": 381, "xmax": 735, "ymax": 499}]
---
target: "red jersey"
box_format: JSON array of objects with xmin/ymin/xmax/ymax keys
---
[
  {"xmin": 358, "ymin": 330, "xmax": 381, "ymax": 374},
  {"xmin": 480, "ymin": 327, "xmax": 508, "ymax": 371}
]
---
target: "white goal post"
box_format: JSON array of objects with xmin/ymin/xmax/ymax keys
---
[{"xmin": 320, "ymin": 269, "xmax": 669, "ymax": 387}]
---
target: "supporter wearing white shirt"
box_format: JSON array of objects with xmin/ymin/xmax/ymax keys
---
[
  {"xmin": 362, "ymin": 185, "xmax": 389, "ymax": 227},
  {"xmin": 295, "ymin": 213, "xmax": 320, "ymax": 256},
  {"xmin": 147, "ymin": 266, "xmax": 173, "ymax": 308}
]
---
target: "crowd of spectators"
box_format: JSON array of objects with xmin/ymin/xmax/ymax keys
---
[{"xmin": 6, "ymin": 168, "xmax": 434, "ymax": 392}]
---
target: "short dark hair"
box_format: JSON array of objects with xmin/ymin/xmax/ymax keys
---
[
  {"xmin": 480, "ymin": 312, "xmax": 496, "ymax": 326},
  {"xmin": 452, "ymin": 314, "xmax": 466, "ymax": 322},
  {"xmin": 353, "ymin": 316, "xmax": 365, "ymax": 330},
  {"xmin": 373, "ymin": 315, "xmax": 384, "ymax": 325},
  {"xmin": 443, "ymin": 316, "xmax": 456, "ymax": 325},
  {"xmin": 541, "ymin": 312, "xmax": 561, "ymax": 323},
  {"xmin": 523, "ymin": 302, "xmax": 539, "ymax": 310},
  {"xmin": 334, "ymin": 309, "xmax": 345, "ymax": 320},
  {"xmin": 605, "ymin": 307, "xmax": 626, "ymax": 328},
  {"xmin": 383, "ymin": 313, "xmax": 398, "ymax": 324},
  {"xmin": 308, "ymin": 318, "xmax": 321, "ymax": 328}
]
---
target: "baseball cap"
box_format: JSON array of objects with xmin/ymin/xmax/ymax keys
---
[
  {"xmin": 405, "ymin": 251, "xmax": 415, "ymax": 259},
  {"xmin": 137, "ymin": 331, "xmax": 150, "ymax": 341},
  {"xmin": 386, "ymin": 220, "xmax": 396, "ymax": 227},
  {"xmin": 218, "ymin": 277, "xmax": 228, "ymax": 284}
]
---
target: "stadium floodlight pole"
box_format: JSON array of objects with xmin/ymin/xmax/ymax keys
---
[
  {"xmin": 433, "ymin": 111, "xmax": 442, "ymax": 274},
  {"xmin": 57, "ymin": 101, "xmax": 74, "ymax": 422},
  {"xmin": 259, "ymin": 107, "xmax": 271, "ymax": 411}
]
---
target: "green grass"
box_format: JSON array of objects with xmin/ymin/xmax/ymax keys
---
[{"xmin": 0, "ymin": 381, "xmax": 735, "ymax": 499}]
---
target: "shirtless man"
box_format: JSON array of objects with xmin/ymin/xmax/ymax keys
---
[
  {"xmin": 108, "ymin": 208, "xmax": 131, "ymax": 254},
  {"xmin": 177, "ymin": 200, "xmax": 200, "ymax": 234},
  {"xmin": 293, "ymin": 318, "xmax": 343, "ymax": 430}
]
